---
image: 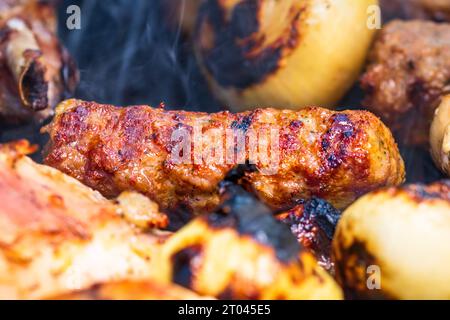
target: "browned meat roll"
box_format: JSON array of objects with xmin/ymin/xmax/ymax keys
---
[{"xmin": 43, "ymin": 99, "xmax": 405, "ymax": 216}]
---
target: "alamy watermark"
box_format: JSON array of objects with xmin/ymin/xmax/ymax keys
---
[
  {"xmin": 367, "ymin": 265, "xmax": 381, "ymax": 290},
  {"xmin": 66, "ymin": 5, "xmax": 81, "ymax": 30},
  {"xmin": 367, "ymin": 5, "xmax": 382, "ymax": 30},
  {"xmin": 168, "ymin": 123, "xmax": 281, "ymax": 175}
]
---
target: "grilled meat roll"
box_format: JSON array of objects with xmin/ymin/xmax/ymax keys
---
[
  {"xmin": 430, "ymin": 95, "xmax": 450, "ymax": 177},
  {"xmin": 156, "ymin": 183, "xmax": 342, "ymax": 299},
  {"xmin": 381, "ymin": 0, "xmax": 450, "ymax": 22},
  {"xmin": 0, "ymin": 140, "xmax": 166, "ymax": 299},
  {"xmin": 0, "ymin": 0, "xmax": 78, "ymax": 123},
  {"xmin": 361, "ymin": 20, "xmax": 450, "ymax": 145},
  {"xmin": 333, "ymin": 180, "xmax": 450, "ymax": 299},
  {"xmin": 43, "ymin": 99, "xmax": 405, "ymax": 216}
]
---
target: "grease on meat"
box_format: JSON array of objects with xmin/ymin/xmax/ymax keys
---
[
  {"xmin": 43, "ymin": 99, "xmax": 405, "ymax": 216},
  {"xmin": 0, "ymin": 140, "xmax": 166, "ymax": 299}
]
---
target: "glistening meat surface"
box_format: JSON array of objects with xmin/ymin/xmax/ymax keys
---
[{"xmin": 44, "ymin": 99, "xmax": 405, "ymax": 215}]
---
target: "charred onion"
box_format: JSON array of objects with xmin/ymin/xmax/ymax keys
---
[
  {"xmin": 333, "ymin": 181, "xmax": 450, "ymax": 299},
  {"xmin": 195, "ymin": 0, "xmax": 378, "ymax": 110}
]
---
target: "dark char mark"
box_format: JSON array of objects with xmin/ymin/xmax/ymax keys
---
[
  {"xmin": 321, "ymin": 114, "xmax": 355, "ymax": 169},
  {"xmin": 287, "ymin": 198, "xmax": 341, "ymax": 240},
  {"xmin": 197, "ymin": 0, "xmax": 283, "ymax": 89},
  {"xmin": 207, "ymin": 182, "xmax": 300, "ymax": 263},
  {"xmin": 171, "ymin": 244, "xmax": 203, "ymax": 289},
  {"xmin": 278, "ymin": 198, "xmax": 341, "ymax": 273}
]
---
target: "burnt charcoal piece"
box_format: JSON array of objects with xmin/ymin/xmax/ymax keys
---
[
  {"xmin": 276, "ymin": 198, "xmax": 341, "ymax": 273},
  {"xmin": 208, "ymin": 182, "xmax": 301, "ymax": 264}
]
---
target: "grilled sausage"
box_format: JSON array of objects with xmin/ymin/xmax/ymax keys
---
[{"xmin": 43, "ymin": 99, "xmax": 405, "ymax": 216}]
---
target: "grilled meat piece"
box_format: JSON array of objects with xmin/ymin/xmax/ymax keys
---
[
  {"xmin": 53, "ymin": 280, "xmax": 212, "ymax": 300},
  {"xmin": 361, "ymin": 20, "xmax": 450, "ymax": 145},
  {"xmin": 0, "ymin": 0, "xmax": 78, "ymax": 123},
  {"xmin": 43, "ymin": 99, "xmax": 405, "ymax": 216},
  {"xmin": 333, "ymin": 180, "xmax": 450, "ymax": 299},
  {"xmin": 381, "ymin": 0, "xmax": 450, "ymax": 22},
  {"xmin": 0, "ymin": 140, "xmax": 166, "ymax": 299},
  {"xmin": 276, "ymin": 198, "xmax": 341, "ymax": 273},
  {"xmin": 0, "ymin": 140, "xmax": 340, "ymax": 300},
  {"xmin": 156, "ymin": 183, "xmax": 343, "ymax": 299}
]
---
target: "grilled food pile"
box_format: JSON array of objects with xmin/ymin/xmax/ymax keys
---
[{"xmin": 0, "ymin": 0, "xmax": 449, "ymax": 300}]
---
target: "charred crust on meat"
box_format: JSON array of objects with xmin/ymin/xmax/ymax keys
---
[
  {"xmin": 277, "ymin": 198, "xmax": 340, "ymax": 272},
  {"xmin": 223, "ymin": 162, "xmax": 258, "ymax": 184},
  {"xmin": 171, "ymin": 244, "xmax": 203, "ymax": 289},
  {"xmin": 396, "ymin": 180, "xmax": 450, "ymax": 202},
  {"xmin": 280, "ymin": 198, "xmax": 341, "ymax": 241},
  {"xmin": 196, "ymin": 0, "xmax": 303, "ymax": 89},
  {"xmin": 206, "ymin": 183, "xmax": 300, "ymax": 263},
  {"xmin": 320, "ymin": 114, "xmax": 366, "ymax": 173},
  {"xmin": 289, "ymin": 120, "xmax": 303, "ymax": 129},
  {"xmin": 231, "ymin": 112, "xmax": 255, "ymax": 132}
]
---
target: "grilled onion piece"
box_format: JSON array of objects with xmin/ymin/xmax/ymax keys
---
[
  {"xmin": 430, "ymin": 95, "xmax": 450, "ymax": 177},
  {"xmin": 156, "ymin": 184, "xmax": 343, "ymax": 299},
  {"xmin": 194, "ymin": 0, "xmax": 378, "ymax": 111},
  {"xmin": 44, "ymin": 99, "xmax": 405, "ymax": 215},
  {"xmin": 332, "ymin": 181, "xmax": 450, "ymax": 299}
]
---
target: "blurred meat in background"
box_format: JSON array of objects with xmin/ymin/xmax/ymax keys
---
[{"xmin": 0, "ymin": 0, "xmax": 78, "ymax": 123}]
